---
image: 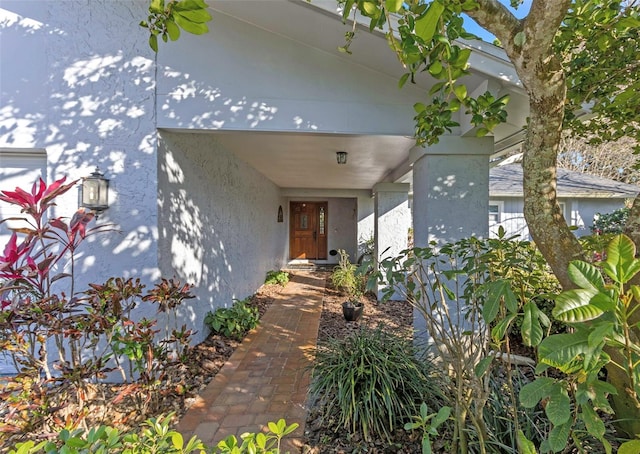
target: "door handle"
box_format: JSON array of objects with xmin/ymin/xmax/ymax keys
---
[{"xmin": 313, "ymin": 231, "xmax": 317, "ymax": 240}]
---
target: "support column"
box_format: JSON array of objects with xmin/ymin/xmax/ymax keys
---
[
  {"xmin": 411, "ymin": 136, "xmax": 494, "ymax": 247},
  {"xmin": 372, "ymin": 182, "xmax": 410, "ymax": 298},
  {"xmin": 410, "ymin": 136, "xmax": 494, "ymax": 351}
]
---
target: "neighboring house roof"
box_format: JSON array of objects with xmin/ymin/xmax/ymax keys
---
[{"xmin": 490, "ymin": 164, "xmax": 640, "ymax": 199}]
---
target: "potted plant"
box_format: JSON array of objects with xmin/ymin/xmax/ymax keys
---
[{"xmin": 331, "ymin": 249, "xmax": 365, "ymax": 322}]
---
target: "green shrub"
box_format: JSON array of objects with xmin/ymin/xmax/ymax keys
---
[
  {"xmin": 205, "ymin": 298, "xmax": 260, "ymax": 340},
  {"xmin": 7, "ymin": 414, "xmax": 298, "ymax": 454},
  {"xmin": 591, "ymin": 206, "xmax": 629, "ymax": 234},
  {"xmin": 264, "ymin": 270, "xmax": 289, "ymax": 286},
  {"xmin": 331, "ymin": 249, "xmax": 364, "ymax": 300},
  {"xmin": 310, "ymin": 326, "xmax": 445, "ymax": 442}
]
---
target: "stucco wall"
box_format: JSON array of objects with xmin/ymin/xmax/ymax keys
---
[
  {"xmin": 490, "ymin": 197, "xmax": 628, "ymax": 240},
  {"xmin": 155, "ymin": 8, "xmax": 424, "ymax": 135},
  {"xmin": 0, "ymin": 1, "xmax": 160, "ymax": 294},
  {"xmin": 158, "ymin": 131, "xmax": 287, "ymax": 343}
]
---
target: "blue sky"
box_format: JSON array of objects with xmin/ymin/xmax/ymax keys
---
[{"xmin": 463, "ymin": 0, "xmax": 532, "ymax": 42}]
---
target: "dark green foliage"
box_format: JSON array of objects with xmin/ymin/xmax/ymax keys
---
[
  {"xmin": 264, "ymin": 270, "xmax": 289, "ymax": 286},
  {"xmin": 205, "ymin": 298, "xmax": 259, "ymax": 340},
  {"xmin": 591, "ymin": 207, "xmax": 630, "ymax": 234},
  {"xmin": 310, "ymin": 326, "xmax": 445, "ymax": 442}
]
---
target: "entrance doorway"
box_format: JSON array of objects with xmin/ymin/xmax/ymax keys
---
[{"xmin": 289, "ymin": 201, "xmax": 328, "ymax": 260}]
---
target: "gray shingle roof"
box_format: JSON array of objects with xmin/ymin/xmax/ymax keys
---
[{"xmin": 490, "ymin": 164, "xmax": 640, "ymax": 198}]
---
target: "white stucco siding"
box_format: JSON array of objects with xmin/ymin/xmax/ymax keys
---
[
  {"xmin": 1, "ymin": 1, "xmax": 160, "ymax": 296},
  {"xmin": 156, "ymin": 8, "xmax": 424, "ymax": 135},
  {"xmin": 158, "ymin": 131, "xmax": 286, "ymax": 343},
  {"xmin": 569, "ymin": 198, "xmax": 629, "ymax": 236},
  {"xmin": 489, "ymin": 197, "xmax": 629, "ymax": 240}
]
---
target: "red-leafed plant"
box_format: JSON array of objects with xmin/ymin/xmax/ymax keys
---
[{"xmin": 0, "ymin": 177, "xmax": 195, "ymax": 441}]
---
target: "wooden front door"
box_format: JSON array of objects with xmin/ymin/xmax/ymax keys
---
[{"xmin": 289, "ymin": 202, "xmax": 328, "ymax": 260}]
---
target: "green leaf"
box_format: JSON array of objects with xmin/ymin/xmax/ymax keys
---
[
  {"xmin": 548, "ymin": 422, "xmax": 571, "ymax": 453},
  {"xmin": 521, "ymin": 301, "xmax": 543, "ymax": 346},
  {"xmin": 553, "ymin": 289, "xmax": 602, "ymax": 322},
  {"xmin": 149, "ymin": 33, "xmax": 159, "ymax": 52},
  {"xmin": 603, "ymin": 234, "xmax": 640, "ymax": 284},
  {"xmin": 453, "ymin": 84, "xmax": 467, "ymax": 101},
  {"xmin": 398, "ymin": 73, "xmax": 410, "ymax": 88},
  {"xmin": 538, "ymin": 332, "xmax": 592, "ymax": 373},
  {"xmin": 545, "ymin": 389, "xmax": 571, "ymax": 425},
  {"xmin": 474, "ymin": 356, "xmax": 493, "ymax": 378},
  {"xmin": 567, "ymin": 260, "xmax": 605, "ymax": 292},
  {"xmin": 385, "ymin": 0, "xmax": 404, "ymax": 13},
  {"xmin": 491, "ymin": 313, "xmax": 517, "ymax": 342},
  {"xmin": 172, "ymin": 8, "xmax": 212, "ymax": 23},
  {"xmin": 520, "ymin": 377, "xmax": 555, "ymax": 408},
  {"xmin": 414, "ymin": 1, "xmax": 445, "ymax": 42},
  {"xmin": 483, "ymin": 279, "xmax": 517, "ymax": 323},
  {"xmin": 173, "ymin": 0, "xmax": 208, "ymax": 11},
  {"xmin": 173, "ymin": 13, "xmax": 209, "ymax": 34},
  {"xmin": 516, "ymin": 430, "xmax": 537, "ymax": 454},
  {"xmin": 580, "ymin": 405, "xmax": 605, "ymax": 439},
  {"xmin": 166, "ymin": 20, "xmax": 180, "ymax": 41},
  {"xmin": 619, "ymin": 439, "xmax": 640, "ymax": 454},
  {"xmin": 428, "ymin": 60, "xmax": 443, "ymax": 77},
  {"xmin": 171, "ymin": 432, "xmax": 184, "ymax": 449},
  {"xmin": 149, "ymin": 0, "xmax": 165, "ymax": 14}
]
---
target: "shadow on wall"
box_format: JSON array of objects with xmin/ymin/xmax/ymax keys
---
[
  {"xmin": 157, "ymin": 131, "xmax": 286, "ymax": 344},
  {"xmin": 0, "ymin": 2, "xmax": 166, "ymax": 295}
]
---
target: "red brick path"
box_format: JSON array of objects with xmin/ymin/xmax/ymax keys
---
[{"xmin": 176, "ymin": 271, "xmax": 326, "ymax": 453}]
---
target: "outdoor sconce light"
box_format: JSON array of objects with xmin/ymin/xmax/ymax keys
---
[
  {"xmin": 336, "ymin": 151, "xmax": 348, "ymax": 165},
  {"xmin": 80, "ymin": 167, "xmax": 109, "ymax": 215}
]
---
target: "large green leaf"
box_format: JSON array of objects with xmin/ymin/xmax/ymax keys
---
[
  {"xmin": 547, "ymin": 422, "xmax": 571, "ymax": 453},
  {"xmin": 619, "ymin": 439, "xmax": 640, "ymax": 454},
  {"xmin": 173, "ymin": 9, "xmax": 212, "ymax": 23},
  {"xmin": 603, "ymin": 234, "xmax": 640, "ymax": 284},
  {"xmin": 521, "ymin": 301, "xmax": 543, "ymax": 347},
  {"xmin": 520, "ymin": 377, "xmax": 555, "ymax": 408},
  {"xmin": 414, "ymin": 1, "xmax": 445, "ymax": 42},
  {"xmin": 545, "ymin": 389, "xmax": 571, "ymax": 425},
  {"xmin": 173, "ymin": 13, "xmax": 209, "ymax": 34},
  {"xmin": 553, "ymin": 289, "xmax": 602, "ymax": 322},
  {"xmin": 538, "ymin": 331, "xmax": 592, "ymax": 373},
  {"xmin": 483, "ymin": 279, "xmax": 518, "ymax": 324},
  {"xmin": 567, "ymin": 260, "xmax": 605, "ymax": 292}
]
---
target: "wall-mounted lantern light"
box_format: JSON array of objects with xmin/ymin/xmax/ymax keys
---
[
  {"xmin": 336, "ymin": 151, "xmax": 348, "ymax": 165},
  {"xmin": 277, "ymin": 205, "xmax": 283, "ymax": 222},
  {"xmin": 80, "ymin": 167, "xmax": 109, "ymax": 215}
]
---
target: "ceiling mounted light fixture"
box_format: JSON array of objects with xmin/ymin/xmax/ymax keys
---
[{"xmin": 336, "ymin": 151, "xmax": 348, "ymax": 165}]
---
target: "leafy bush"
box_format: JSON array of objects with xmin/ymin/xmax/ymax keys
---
[
  {"xmin": 331, "ymin": 249, "xmax": 364, "ymax": 301},
  {"xmin": 520, "ymin": 234, "xmax": 640, "ymax": 452},
  {"xmin": 0, "ymin": 178, "xmax": 195, "ymax": 439},
  {"xmin": 310, "ymin": 326, "xmax": 445, "ymax": 442},
  {"xmin": 591, "ymin": 206, "xmax": 629, "ymax": 234},
  {"xmin": 264, "ymin": 270, "xmax": 289, "ymax": 286},
  {"xmin": 7, "ymin": 414, "xmax": 299, "ymax": 454},
  {"xmin": 205, "ymin": 297, "xmax": 259, "ymax": 340}
]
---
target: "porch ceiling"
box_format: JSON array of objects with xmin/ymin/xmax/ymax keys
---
[{"xmin": 209, "ymin": 130, "xmax": 416, "ymax": 190}]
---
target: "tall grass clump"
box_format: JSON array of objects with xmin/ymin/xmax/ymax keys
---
[{"xmin": 309, "ymin": 326, "xmax": 445, "ymax": 442}]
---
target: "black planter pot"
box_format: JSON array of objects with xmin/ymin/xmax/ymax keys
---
[{"xmin": 342, "ymin": 301, "xmax": 364, "ymax": 322}]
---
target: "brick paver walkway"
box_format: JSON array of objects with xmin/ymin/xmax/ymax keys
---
[{"xmin": 176, "ymin": 271, "xmax": 326, "ymax": 453}]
